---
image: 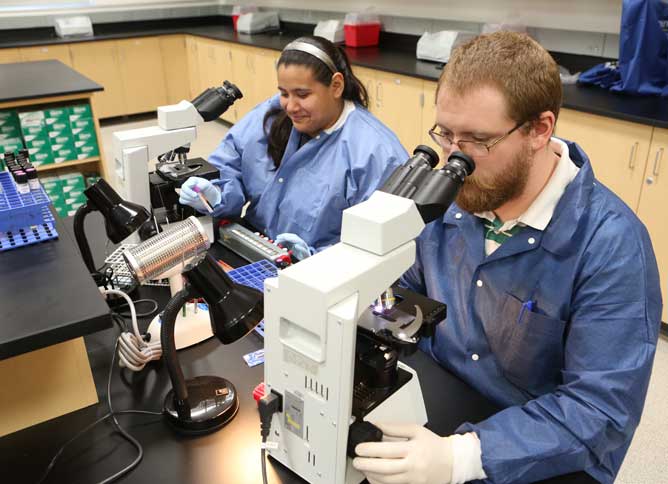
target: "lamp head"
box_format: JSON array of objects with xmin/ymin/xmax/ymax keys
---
[
  {"xmin": 84, "ymin": 179, "xmax": 150, "ymax": 243},
  {"xmin": 184, "ymin": 253, "xmax": 264, "ymax": 344}
]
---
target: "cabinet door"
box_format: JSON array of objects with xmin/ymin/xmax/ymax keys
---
[
  {"xmin": 117, "ymin": 37, "xmax": 167, "ymax": 115},
  {"xmin": 19, "ymin": 45, "xmax": 72, "ymax": 66},
  {"xmin": 228, "ymin": 44, "xmax": 256, "ymax": 121},
  {"xmin": 352, "ymin": 66, "xmax": 377, "ymax": 114},
  {"xmin": 555, "ymin": 109, "xmax": 652, "ymax": 211},
  {"xmin": 421, "ymin": 80, "xmax": 443, "ymax": 164},
  {"xmin": 159, "ymin": 35, "xmax": 189, "ymax": 105},
  {"xmin": 375, "ymin": 71, "xmax": 424, "ymax": 153},
  {"xmin": 0, "ymin": 48, "xmax": 21, "ymax": 64},
  {"xmin": 70, "ymin": 40, "xmax": 126, "ymax": 119},
  {"xmin": 254, "ymin": 48, "xmax": 279, "ymax": 104},
  {"xmin": 185, "ymin": 35, "xmax": 201, "ymax": 100},
  {"xmin": 637, "ymin": 128, "xmax": 668, "ymax": 323},
  {"xmin": 215, "ymin": 42, "xmax": 237, "ymax": 123}
]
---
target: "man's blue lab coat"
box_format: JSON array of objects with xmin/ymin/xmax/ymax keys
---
[
  {"xmin": 401, "ymin": 141, "xmax": 663, "ymax": 484},
  {"xmin": 208, "ymin": 95, "xmax": 407, "ymax": 252}
]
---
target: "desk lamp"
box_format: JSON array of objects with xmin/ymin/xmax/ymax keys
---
[
  {"xmin": 73, "ymin": 178, "xmax": 150, "ymax": 282},
  {"xmin": 122, "ymin": 220, "xmax": 263, "ymax": 434}
]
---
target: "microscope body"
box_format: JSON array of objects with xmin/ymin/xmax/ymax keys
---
[{"xmin": 263, "ymin": 191, "xmax": 428, "ymax": 484}]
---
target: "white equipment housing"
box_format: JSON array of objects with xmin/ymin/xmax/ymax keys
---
[{"xmin": 263, "ymin": 191, "xmax": 428, "ymax": 483}]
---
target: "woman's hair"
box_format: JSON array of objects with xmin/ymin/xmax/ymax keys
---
[{"xmin": 264, "ymin": 36, "xmax": 369, "ymax": 167}]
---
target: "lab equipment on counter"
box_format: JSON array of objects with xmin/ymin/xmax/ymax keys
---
[
  {"xmin": 344, "ymin": 13, "xmax": 381, "ymax": 47},
  {"xmin": 123, "ymin": 216, "xmax": 213, "ymax": 350},
  {"xmin": 314, "ymin": 20, "xmax": 345, "ymax": 44},
  {"xmin": 54, "ymin": 16, "xmax": 93, "ymax": 38},
  {"xmin": 260, "ymin": 147, "xmax": 475, "ymax": 483},
  {"xmin": 236, "ymin": 11, "xmax": 280, "ymax": 34},
  {"xmin": 232, "ymin": 5, "xmax": 258, "ymax": 31},
  {"xmin": 112, "ymin": 80, "xmax": 242, "ymax": 234},
  {"xmin": 217, "ymin": 220, "xmax": 292, "ymax": 267},
  {"xmin": 416, "ymin": 31, "xmax": 477, "ymax": 63}
]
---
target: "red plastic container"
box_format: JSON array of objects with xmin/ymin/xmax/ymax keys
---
[
  {"xmin": 232, "ymin": 15, "xmax": 239, "ymax": 31},
  {"xmin": 344, "ymin": 23, "xmax": 381, "ymax": 47}
]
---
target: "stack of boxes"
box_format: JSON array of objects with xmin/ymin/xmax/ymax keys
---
[
  {"xmin": 18, "ymin": 103, "xmax": 99, "ymax": 168},
  {"xmin": 0, "ymin": 111, "xmax": 24, "ymax": 167},
  {"xmin": 40, "ymin": 173, "xmax": 89, "ymax": 218}
]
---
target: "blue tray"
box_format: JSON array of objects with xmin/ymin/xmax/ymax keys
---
[{"xmin": 0, "ymin": 171, "xmax": 57, "ymax": 251}]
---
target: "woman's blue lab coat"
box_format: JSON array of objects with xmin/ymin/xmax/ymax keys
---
[
  {"xmin": 208, "ymin": 95, "xmax": 408, "ymax": 252},
  {"xmin": 402, "ymin": 141, "xmax": 662, "ymax": 484}
]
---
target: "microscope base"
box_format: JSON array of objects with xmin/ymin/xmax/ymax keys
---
[{"xmin": 147, "ymin": 304, "xmax": 213, "ymax": 350}]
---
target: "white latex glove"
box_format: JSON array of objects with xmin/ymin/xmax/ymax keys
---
[
  {"xmin": 179, "ymin": 176, "xmax": 222, "ymax": 213},
  {"xmin": 352, "ymin": 423, "xmax": 453, "ymax": 484}
]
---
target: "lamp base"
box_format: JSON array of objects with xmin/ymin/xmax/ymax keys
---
[
  {"xmin": 163, "ymin": 376, "xmax": 239, "ymax": 435},
  {"xmin": 147, "ymin": 303, "xmax": 213, "ymax": 350}
]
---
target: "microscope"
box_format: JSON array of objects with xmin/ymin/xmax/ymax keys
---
[
  {"xmin": 112, "ymin": 81, "xmax": 242, "ymax": 230},
  {"xmin": 261, "ymin": 147, "xmax": 475, "ymax": 483},
  {"xmin": 111, "ymin": 81, "xmax": 242, "ymax": 349}
]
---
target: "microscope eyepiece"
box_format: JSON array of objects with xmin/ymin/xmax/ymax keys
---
[{"xmin": 192, "ymin": 81, "xmax": 244, "ymax": 122}]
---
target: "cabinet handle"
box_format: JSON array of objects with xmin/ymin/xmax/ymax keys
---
[
  {"xmin": 628, "ymin": 142, "xmax": 638, "ymax": 169},
  {"xmin": 376, "ymin": 82, "xmax": 382, "ymax": 109},
  {"xmin": 653, "ymin": 147, "xmax": 663, "ymax": 177}
]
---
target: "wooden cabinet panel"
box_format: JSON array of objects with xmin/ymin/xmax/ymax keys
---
[
  {"xmin": 0, "ymin": 48, "xmax": 21, "ymax": 64},
  {"xmin": 421, "ymin": 80, "xmax": 443, "ymax": 164},
  {"xmin": 228, "ymin": 44, "xmax": 257, "ymax": 121},
  {"xmin": 352, "ymin": 66, "xmax": 377, "ymax": 115},
  {"xmin": 637, "ymin": 127, "xmax": 668, "ymax": 323},
  {"xmin": 555, "ymin": 109, "xmax": 653, "ymax": 211},
  {"xmin": 185, "ymin": 35, "xmax": 201, "ymax": 100},
  {"xmin": 117, "ymin": 37, "xmax": 167, "ymax": 115},
  {"xmin": 19, "ymin": 45, "xmax": 71, "ymax": 66},
  {"xmin": 374, "ymin": 71, "xmax": 424, "ymax": 153},
  {"xmin": 70, "ymin": 40, "xmax": 125, "ymax": 119},
  {"xmin": 215, "ymin": 42, "xmax": 237, "ymax": 123},
  {"xmin": 254, "ymin": 48, "xmax": 279, "ymax": 104},
  {"xmin": 159, "ymin": 35, "xmax": 189, "ymax": 105}
]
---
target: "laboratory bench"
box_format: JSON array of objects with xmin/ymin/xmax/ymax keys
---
[{"xmin": 0, "ymin": 212, "xmax": 597, "ymax": 484}]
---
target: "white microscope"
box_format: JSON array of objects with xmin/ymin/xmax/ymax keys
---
[
  {"xmin": 261, "ymin": 148, "xmax": 476, "ymax": 483},
  {"xmin": 111, "ymin": 82, "xmax": 243, "ymax": 349}
]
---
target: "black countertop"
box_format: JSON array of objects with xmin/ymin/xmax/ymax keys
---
[
  {"xmin": 0, "ymin": 59, "xmax": 102, "ymax": 104},
  {"xmin": 0, "ymin": 211, "xmax": 111, "ymax": 360},
  {"xmin": 1, "ymin": 16, "xmax": 666, "ymax": 129}
]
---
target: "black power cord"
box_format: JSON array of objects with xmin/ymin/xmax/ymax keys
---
[
  {"xmin": 37, "ymin": 337, "xmax": 162, "ymax": 484},
  {"xmin": 258, "ymin": 391, "xmax": 282, "ymax": 484}
]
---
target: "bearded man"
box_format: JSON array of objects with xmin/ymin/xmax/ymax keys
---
[{"xmin": 352, "ymin": 31, "xmax": 662, "ymax": 484}]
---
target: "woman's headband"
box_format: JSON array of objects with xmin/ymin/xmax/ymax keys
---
[{"xmin": 282, "ymin": 40, "xmax": 338, "ymax": 74}]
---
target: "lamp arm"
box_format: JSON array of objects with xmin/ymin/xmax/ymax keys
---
[
  {"xmin": 73, "ymin": 203, "xmax": 96, "ymax": 274},
  {"xmin": 160, "ymin": 284, "xmax": 196, "ymax": 419}
]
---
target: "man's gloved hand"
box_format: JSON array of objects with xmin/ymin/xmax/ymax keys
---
[
  {"xmin": 179, "ymin": 177, "xmax": 222, "ymax": 213},
  {"xmin": 275, "ymin": 233, "xmax": 312, "ymax": 260},
  {"xmin": 352, "ymin": 423, "xmax": 453, "ymax": 484}
]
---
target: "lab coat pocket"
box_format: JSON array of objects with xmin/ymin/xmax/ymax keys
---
[{"xmin": 488, "ymin": 293, "xmax": 566, "ymax": 395}]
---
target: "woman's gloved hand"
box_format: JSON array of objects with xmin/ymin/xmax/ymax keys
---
[
  {"xmin": 179, "ymin": 177, "xmax": 222, "ymax": 213},
  {"xmin": 275, "ymin": 233, "xmax": 312, "ymax": 260}
]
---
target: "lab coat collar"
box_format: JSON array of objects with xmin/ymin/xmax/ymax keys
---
[
  {"xmin": 441, "ymin": 140, "xmax": 594, "ymax": 257},
  {"xmin": 324, "ymin": 100, "xmax": 356, "ymax": 134}
]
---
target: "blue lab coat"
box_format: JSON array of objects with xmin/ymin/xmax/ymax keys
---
[
  {"xmin": 401, "ymin": 141, "xmax": 662, "ymax": 484},
  {"xmin": 208, "ymin": 95, "xmax": 408, "ymax": 252}
]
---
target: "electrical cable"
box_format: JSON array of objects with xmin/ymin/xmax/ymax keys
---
[
  {"xmin": 103, "ymin": 289, "xmax": 162, "ymax": 372},
  {"xmin": 114, "ymin": 298, "xmax": 159, "ymax": 318},
  {"xmin": 36, "ymin": 337, "xmax": 162, "ymax": 484}
]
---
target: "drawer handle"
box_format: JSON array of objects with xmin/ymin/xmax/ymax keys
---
[
  {"xmin": 653, "ymin": 147, "xmax": 663, "ymax": 177},
  {"xmin": 628, "ymin": 142, "xmax": 638, "ymax": 169}
]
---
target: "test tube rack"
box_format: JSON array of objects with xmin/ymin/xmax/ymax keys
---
[
  {"xmin": 0, "ymin": 171, "xmax": 58, "ymax": 251},
  {"xmin": 228, "ymin": 259, "xmax": 277, "ymax": 338}
]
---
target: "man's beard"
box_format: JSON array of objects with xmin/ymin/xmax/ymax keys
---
[{"xmin": 456, "ymin": 141, "xmax": 532, "ymax": 213}]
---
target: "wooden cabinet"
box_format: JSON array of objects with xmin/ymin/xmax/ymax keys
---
[
  {"xmin": 159, "ymin": 35, "xmax": 190, "ymax": 105},
  {"xmin": 373, "ymin": 71, "xmax": 424, "ymax": 152},
  {"xmin": 253, "ymin": 48, "xmax": 280, "ymax": 105},
  {"xmin": 555, "ymin": 109, "xmax": 653, "ymax": 211},
  {"xmin": 637, "ymin": 128, "xmax": 668, "ymax": 323},
  {"xmin": 421, "ymin": 80, "xmax": 443, "ymax": 164},
  {"xmin": 19, "ymin": 45, "xmax": 72, "ymax": 66},
  {"xmin": 185, "ymin": 35, "xmax": 201, "ymax": 100},
  {"xmin": 0, "ymin": 48, "xmax": 21, "ymax": 64},
  {"xmin": 116, "ymin": 37, "xmax": 167, "ymax": 115},
  {"xmin": 352, "ymin": 65, "xmax": 377, "ymax": 114},
  {"xmin": 70, "ymin": 40, "xmax": 125, "ymax": 119},
  {"xmin": 228, "ymin": 44, "xmax": 257, "ymax": 122}
]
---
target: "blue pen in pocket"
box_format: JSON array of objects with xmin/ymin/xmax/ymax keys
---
[{"xmin": 518, "ymin": 299, "xmax": 535, "ymax": 324}]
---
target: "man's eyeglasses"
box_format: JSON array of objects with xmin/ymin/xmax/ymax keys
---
[{"xmin": 429, "ymin": 122, "xmax": 525, "ymax": 158}]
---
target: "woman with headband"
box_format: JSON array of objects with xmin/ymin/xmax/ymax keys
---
[{"xmin": 179, "ymin": 35, "xmax": 407, "ymax": 259}]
